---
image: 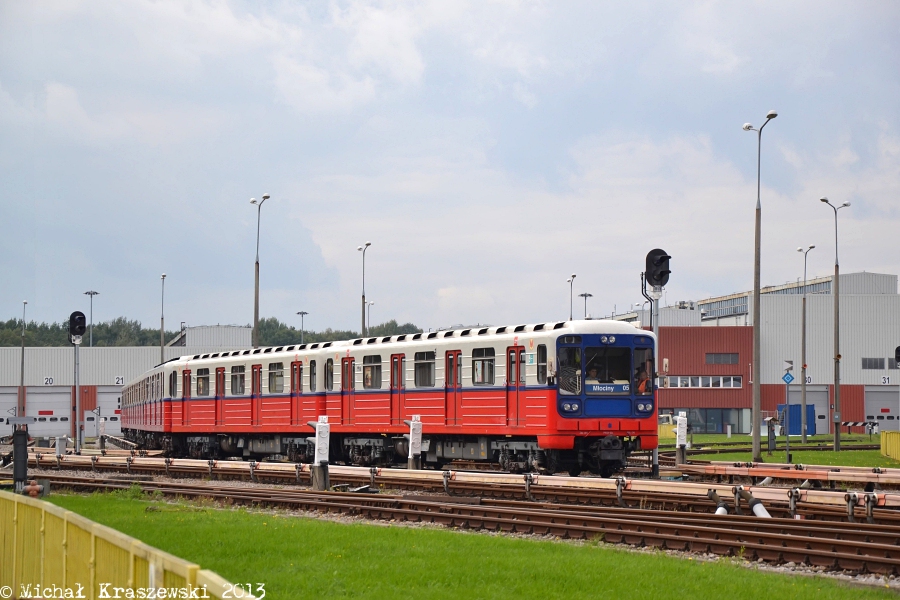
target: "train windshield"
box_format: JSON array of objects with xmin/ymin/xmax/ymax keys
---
[
  {"xmin": 558, "ymin": 342, "xmax": 655, "ymax": 396},
  {"xmin": 584, "ymin": 347, "xmax": 630, "ymax": 395}
]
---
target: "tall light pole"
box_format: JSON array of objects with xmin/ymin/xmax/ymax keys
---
[
  {"xmin": 578, "ymin": 292, "xmax": 593, "ymax": 319},
  {"xmin": 19, "ymin": 300, "xmax": 26, "ymax": 416},
  {"xmin": 160, "ymin": 274, "xmax": 166, "ymax": 365},
  {"xmin": 297, "ymin": 311, "xmax": 308, "ymax": 344},
  {"xmin": 84, "ymin": 290, "xmax": 98, "ymax": 347},
  {"xmin": 250, "ymin": 194, "xmax": 270, "ymax": 348},
  {"xmin": 797, "ymin": 245, "xmax": 815, "ymax": 443},
  {"xmin": 566, "ymin": 274, "xmax": 576, "ymax": 320},
  {"xmin": 743, "ymin": 109, "xmax": 777, "ymax": 463},
  {"xmin": 367, "ymin": 301, "xmax": 375, "ymax": 333},
  {"xmin": 358, "ymin": 241, "xmax": 372, "ymax": 336},
  {"xmin": 821, "ymin": 197, "xmax": 851, "ymax": 451}
]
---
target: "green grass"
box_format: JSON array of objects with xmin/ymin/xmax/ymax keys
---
[
  {"xmin": 47, "ymin": 491, "xmax": 896, "ymax": 600},
  {"xmin": 695, "ymin": 449, "xmax": 900, "ymax": 468},
  {"xmin": 664, "ymin": 433, "xmax": 876, "ymax": 447}
]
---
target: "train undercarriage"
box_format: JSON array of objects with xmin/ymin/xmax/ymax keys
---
[{"xmin": 123, "ymin": 429, "xmax": 639, "ymax": 477}]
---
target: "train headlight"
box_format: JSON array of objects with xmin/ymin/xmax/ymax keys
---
[
  {"xmin": 637, "ymin": 403, "xmax": 645, "ymax": 411},
  {"xmin": 600, "ymin": 336, "xmax": 608, "ymax": 343},
  {"xmin": 608, "ymin": 336, "xmax": 615, "ymax": 343},
  {"xmin": 564, "ymin": 403, "xmax": 572, "ymax": 411},
  {"xmin": 571, "ymin": 403, "xmax": 579, "ymax": 411}
]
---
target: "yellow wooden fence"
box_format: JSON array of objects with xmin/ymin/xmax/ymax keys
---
[
  {"xmin": 0, "ymin": 490, "xmax": 254, "ymax": 600},
  {"xmin": 882, "ymin": 431, "xmax": 900, "ymax": 461}
]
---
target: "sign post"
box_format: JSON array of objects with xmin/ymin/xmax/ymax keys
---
[{"xmin": 783, "ymin": 361, "xmax": 794, "ymax": 463}]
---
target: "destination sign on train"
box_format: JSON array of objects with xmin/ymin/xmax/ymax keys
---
[{"xmin": 585, "ymin": 383, "xmax": 630, "ymax": 393}]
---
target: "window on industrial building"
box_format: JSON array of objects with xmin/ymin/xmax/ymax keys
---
[
  {"xmin": 862, "ymin": 358, "xmax": 886, "ymax": 370},
  {"xmin": 197, "ymin": 368, "xmax": 210, "ymax": 396},
  {"xmin": 268, "ymin": 362, "xmax": 285, "ymax": 393},
  {"xmin": 231, "ymin": 366, "xmax": 245, "ymax": 395},
  {"xmin": 537, "ymin": 345, "xmax": 548, "ymax": 384},
  {"xmin": 472, "ymin": 348, "xmax": 495, "ymax": 385},
  {"xmin": 363, "ymin": 355, "xmax": 382, "ymax": 389},
  {"xmin": 706, "ymin": 353, "xmax": 739, "ymax": 365},
  {"xmin": 415, "ymin": 351, "xmax": 436, "ymax": 387},
  {"xmin": 309, "ymin": 360, "xmax": 317, "ymax": 392},
  {"xmin": 666, "ymin": 375, "xmax": 742, "ymax": 389},
  {"xmin": 890, "ymin": 359, "xmax": 899, "ymax": 370}
]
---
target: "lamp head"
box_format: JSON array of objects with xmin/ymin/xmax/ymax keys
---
[
  {"xmin": 23, "ymin": 300, "xmax": 27, "ymax": 305},
  {"xmin": 809, "ymin": 245, "xmax": 815, "ymax": 250},
  {"xmin": 250, "ymin": 198, "xmax": 257, "ymax": 205},
  {"xmin": 797, "ymin": 247, "xmax": 803, "ymax": 252},
  {"xmin": 766, "ymin": 110, "xmax": 778, "ymax": 119},
  {"xmin": 566, "ymin": 278, "xmax": 572, "ymax": 283},
  {"xmin": 742, "ymin": 123, "xmax": 753, "ymax": 131},
  {"xmin": 365, "ymin": 241, "xmax": 372, "ymax": 247},
  {"xmin": 357, "ymin": 246, "xmax": 363, "ymax": 251},
  {"xmin": 161, "ymin": 273, "xmax": 166, "ymax": 279},
  {"xmin": 819, "ymin": 196, "xmax": 829, "ymax": 203},
  {"xmin": 262, "ymin": 194, "xmax": 270, "ymax": 200},
  {"xmin": 841, "ymin": 201, "xmax": 851, "ymax": 208},
  {"xmin": 571, "ymin": 273, "xmax": 576, "ymax": 278}
]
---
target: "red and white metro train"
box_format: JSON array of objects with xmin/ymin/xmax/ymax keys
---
[{"xmin": 122, "ymin": 320, "xmax": 657, "ymax": 476}]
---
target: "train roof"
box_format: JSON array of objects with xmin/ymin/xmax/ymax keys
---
[{"xmin": 163, "ymin": 319, "xmax": 652, "ymax": 366}]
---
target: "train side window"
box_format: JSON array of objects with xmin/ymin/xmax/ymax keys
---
[
  {"xmin": 310, "ymin": 360, "xmax": 317, "ymax": 392},
  {"xmin": 231, "ymin": 366, "xmax": 246, "ymax": 395},
  {"xmin": 325, "ymin": 359, "xmax": 334, "ymax": 391},
  {"xmin": 168, "ymin": 371, "xmax": 177, "ymax": 398},
  {"xmin": 557, "ymin": 346, "xmax": 582, "ymax": 395},
  {"xmin": 291, "ymin": 362, "xmax": 303, "ymax": 393},
  {"xmin": 537, "ymin": 345, "xmax": 548, "ymax": 384},
  {"xmin": 415, "ymin": 351, "xmax": 436, "ymax": 387},
  {"xmin": 472, "ymin": 348, "xmax": 495, "ymax": 385},
  {"xmin": 363, "ymin": 355, "xmax": 382, "ymax": 389},
  {"xmin": 269, "ymin": 362, "xmax": 285, "ymax": 393},
  {"xmin": 197, "ymin": 368, "xmax": 210, "ymax": 396},
  {"xmin": 60, "ymin": 417, "xmax": 68, "ymax": 422}
]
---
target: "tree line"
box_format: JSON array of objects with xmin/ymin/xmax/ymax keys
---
[{"xmin": 0, "ymin": 316, "xmax": 420, "ymax": 347}]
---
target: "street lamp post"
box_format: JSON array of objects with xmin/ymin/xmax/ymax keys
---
[
  {"xmin": 250, "ymin": 194, "xmax": 270, "ymax": 348},
  {"xmin": 566, "ymin": 274, "xmax": 576, "ymax": 320},
  {"xmin": 821, "ymin": 197, "xmax": 851, "ymax": 451},
  {"xmin": 19, "ymin": 300, "xmax": 26, "ymax": 416},
  {"xmin": 367, "ymin": 301, "xmax": 375, "ymax": 333},
  {"xmin": 84, "ymin": 291, "xmax": 98, "ymax": 347},
  {"xmin": 797, "ymin": 245, "xmax": 815, "ymax": 443},
  {"xmin": 578, "ymin": 292, "xmax": 593, "ymax": 319},
  {"xmin": 297, "ymin": 311, "xmax": 308, "ymax": 345},
  {"xmin": 743, "ymin": 110, "xmax": 778, "ymax": 463},
  {"xmin": 358, "ymin": 242, "xmax": 372, "ymax": 336},
  {"xmin": 160, "ymin": 274, "xmax": 166, "ymax": 365},
  {"xmin": 797, "ymin": 245, "xmax": 815, "ymax": 444}
]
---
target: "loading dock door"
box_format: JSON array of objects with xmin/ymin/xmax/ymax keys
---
[
  {"xmin": 26, "ymin": 387, "xmax": 72, "ymax": 438},
  {"xmin": 97, "ymin": 385, "xmax": 123, "ymax": 436},
  {"xmin": 865, "ymin": 386, "xmax": 900, "ymax": 432},
  {"xmin": 788, "ymin": 386, "xmax": 830, "ymax": 435}
]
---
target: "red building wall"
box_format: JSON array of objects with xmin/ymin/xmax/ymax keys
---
[{"xmin": 656, "ymin": 326, "xmax": 752, "ymax": 409}]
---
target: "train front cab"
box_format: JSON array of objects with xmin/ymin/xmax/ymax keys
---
[{"xmin": 552, "ymin": 331, "xmax": 657, "ymax": 475}]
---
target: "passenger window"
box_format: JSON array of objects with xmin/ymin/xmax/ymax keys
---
[
  {"xmin": 168, "ymin": 371, "xmax": 177, "ymax": 397},
  {"xmin": 415, "ymin": 352, "xmax": 435, "ymax": 387},
  {"xmin": 197, "ymin": 368, "xmax": 210, "ymax": 396},
  {"xmin": 363, "ymin": 355, "xmax": 382, "ymax": 389},
  {"xmin": 310, "ymin": 360, "xmax": 317, "ymax": 392},
  {"xmin": 292, "ymin": 363, "xmax": 303, "ymax": 393},
  {"xmin": 472, "ymin": 348, "xmax": 495, "ymax": 385},
  {"xmin": 231, "ymin": 366, "xmax": 246, "ymax": 395},
  {"xmin": 268, "ymin": 362, "xmax": 285, "ymax": 393},
  {"xmin": 537, "ymin": 345, "xmax": 547, "ymax": 384}
]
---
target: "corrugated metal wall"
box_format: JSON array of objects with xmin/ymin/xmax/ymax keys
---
[
  {"xmin": 0, "ymin": 346, "xmax": 245, "ymax": 387},
  {"xmin": 184, "ymin": 326, "xmax": 252, "ymax": 347},
  {"xmin": 656, "ymin": 326, "xmax": 752, "ymax": 409}
]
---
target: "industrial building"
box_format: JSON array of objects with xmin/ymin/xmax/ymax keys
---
[{"xmin": 615, "ymin": 272, "xmax": 900, "ymax": 434}]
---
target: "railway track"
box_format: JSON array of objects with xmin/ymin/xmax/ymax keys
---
[{"xmin": 43, "ymin": 474, "xmax": 900, "ymax": 575}]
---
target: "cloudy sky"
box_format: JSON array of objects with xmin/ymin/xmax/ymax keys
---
[{"xmin": 2, "ymin": 1, "xmax": 898, "ymax": 334}]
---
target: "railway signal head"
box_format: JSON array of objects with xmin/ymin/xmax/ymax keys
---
[
  {"xmin": 645, "ymin": 249, "xmax": 671, "ymax": 287},
  {"xmin": 895, "ymin": 346, "xmax": 900, "ymax": 365},
  {"xmin": 69, "ymin": 311, "xmax": 87, "ymax": 337}
]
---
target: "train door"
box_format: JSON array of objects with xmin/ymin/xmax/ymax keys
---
[
  {"xmin": 251, "ymin": 365, "xmax": 262, "ymax": 425},
  {"xmin": 215, "ymin": 368, "xmax": 225, "ymax": 427},
  {"xmin": 290, "ymin": 361, "xmax": 303, "ymax": 426},
  {"xmin": 445, "ymin": 350, "xmax": 461, "ymax": 425},
  {"xmin": 506, "ymin": 346, "xmax": 525, "ymax": 427},
  {"xmin": 181, "ymin": 370, "xmax": 191, "ymax": 428},
  {"xmin": 390, "ymin": 354, "xmax": 405, "ymax": 425},
  {"xmin": 341, "ymin": 357, "xmax": 355, "ymax": 425}
]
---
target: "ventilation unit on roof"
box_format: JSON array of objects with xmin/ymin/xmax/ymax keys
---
[
  {"xmin": 286, "ymin": 346, "xmax": 295, "ymax": 351},
  {"xmin": 397, "ymin": 335, "xmax": 407, "ymax": 341},
  {"xmin": 495, "ymin": 327, "xmax": 507, "ymax": 334},
  {"xmin": 412, "ymin": 333, "xmax": 422, "ymax": 340},
  {"xmin": 193, "ymin": 355, "xmax": 201, "ymax": 360},
  {"xmin": 275, "ymin": 347, "xmax": 283, "ymax": 352},
  {"xmin": 382, "ymin": 337, "xmax": 392, "ymax": 343},
  {"xmin": 299, "ymin": 344, "xmax": 307, "ymax": 350},
  {"xmin": 478, "ymin": 328, "xmax": 488, "ymax": 335},
  {"xmin": 211, "ymin": 354, "xmax": 219, "ymax": 358},
  {"xmin": 553, "ymin": 322, "xmax": 566, "ymax": 330},
  {"xmin": 461, "ymin": 330, "xmax": 471, "ymax": 336},
  {"xmin": 367, "ymin": 338, "xmax": 377, "ymax": 344},
  {"xmin": 444, "ymin": 331, "xmax": 455, "ymax": 337},
  {"xmin": 514, "ymin": 325, "xmax": 526, "ymax": 332},
  {"xmin": 264, "ymin": 348, "xmax": 272, "ymax": 353},
  {"xmin": 353, "ymin": 339, "xmax": 362, "ymax": 345},
  {"xmin": 428, "ymin": 332, "xmax": 437, "ymax": 339},
  {"xmin": 323, "ymin": 342, "xmax": 332, "ymax": 348},
  {"xmin": 310, "ymin": 344, "xmax": 319, "ymax": 349},
  {"xmin": 202, "ymin": 354, "xmax": 210, "ymax": 359},
  {"xmin": 533, "ymin": 324, "xmax": 545, "ymax": 331}
]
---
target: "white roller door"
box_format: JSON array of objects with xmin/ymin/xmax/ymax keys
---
[
  {"xmin": 788, "ymin": 386, "xmax": 830, "ymax": 435},
  {"xmin": 25, "ymin": 386, "xmax": 72, "ymax": 438},
  {"xmin": 97, "ymin": 385, "xmax": 123, "ymax": 436},
  {"xmin": 865, "ymin": 386, "xmax": 900, "ymax": 432}
]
